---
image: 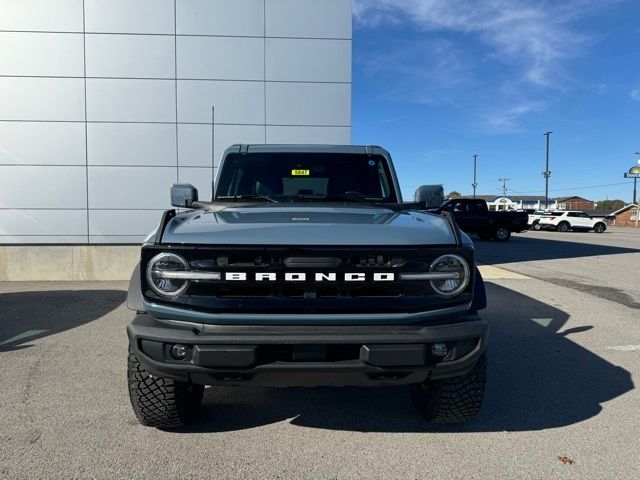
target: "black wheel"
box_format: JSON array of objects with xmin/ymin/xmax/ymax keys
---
[
  {"xmin": 557, "ymin": 222, "xmax": 570, "ymax": 232},
  {"xmin": 493, "ymin": 227, "xmax": 511, "ymax": 242},
  {"xmin": 127, "ymin": 347, "xmax": 204, "ymax": 428},
  {"xmin": 532, "ymin": 221, "xmax": 541, "ymax": 231},
  {"xmin": 410, "ymin": 354, "xmax": 487, "ymax": 423},
  {"xmin": 593, "ymin": 222, "xmax": 606, "ymax": 233}
]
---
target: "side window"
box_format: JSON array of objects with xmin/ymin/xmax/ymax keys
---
[
  {"xmin": 567, "ymin": 212, "xmax": 578, "ymax": 217},
  {"xmin": 580, "ymin": 212, "xmax": 590, "ymax": 218},
  {"xmin": 453, "ymin": 202, "xmax": 465, "ymax": 212}
]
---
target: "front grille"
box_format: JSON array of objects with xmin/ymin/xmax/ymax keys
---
[{"xmin": 142, "ymin": 245, "xmax": 475, "ymax": 314}]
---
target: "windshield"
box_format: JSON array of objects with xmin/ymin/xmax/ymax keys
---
[{"xmin": 215, "ymin": 152, "xmax": 397, "ymax": 203}]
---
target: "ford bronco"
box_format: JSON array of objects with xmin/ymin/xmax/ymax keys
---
[{"xmin": 126, "ymin": 145, "xmax": 488, "ymax": 428}]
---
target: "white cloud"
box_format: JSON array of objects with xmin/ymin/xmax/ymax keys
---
[
  {"xmin": 353, "ymin": 0, "xmax": 606, "ymax": 86},
  {"xmin": 630, "ymin": 89, "xmax": 640, "ymax": 101}
]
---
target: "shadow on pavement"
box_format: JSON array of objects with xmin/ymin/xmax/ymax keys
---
[
  {"xmin": 474, "ymin": 234, "xmax": 639, "ymax": 265},
  {"xmin": 0, "ymin": 289, "xmax": 126, "ymax": 352},
  {"xmin": 184, "ymin": 282, "xmax": 633, "ymax": 433}
]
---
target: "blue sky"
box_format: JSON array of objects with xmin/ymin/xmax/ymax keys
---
[{"xmin": 350, "ymin": 0, "xmax": 640, "ymax": 202}]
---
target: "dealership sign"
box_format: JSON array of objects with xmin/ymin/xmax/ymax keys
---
[{"xmin": 624, "ymin": 173, "xmax": 640, "ymax": 178}]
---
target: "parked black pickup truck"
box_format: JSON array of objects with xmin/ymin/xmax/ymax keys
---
[{"xmin": 435, "ymin": 198, "xmax": 528, "ymax": 241}]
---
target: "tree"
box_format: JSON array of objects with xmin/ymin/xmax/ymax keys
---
[
  {"xmin": 446, "ymin": 191, "xmax": 462, "ymax": 198},
  {"xmin": 595, "ymin": 199, "xmax": 625, "ymax": 212}
]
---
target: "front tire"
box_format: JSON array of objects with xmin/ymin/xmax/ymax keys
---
[
  {"xmin": 127, "ymin": 347, "xmax": 204, "ymax": 428},
  {"xmin": 593, "ymin": 222, "xmax": 606, "ymax": 233},
  {"xmin": 532, "ymin": 221, "xmax": 541, "ymax": 231},
  {"xmin": 410, "ymin": 353, "xmax": 487, "ymax": 423},
  {"xmin": 493, "ymin": 227, "xmax": 511, "ymax": 242}
]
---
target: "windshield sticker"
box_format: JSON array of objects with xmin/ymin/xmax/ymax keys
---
[{"xmin": 291, "ymin": 169, "xmax": 310, "ymax": 176}]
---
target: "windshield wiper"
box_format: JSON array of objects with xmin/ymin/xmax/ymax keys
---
[
  {"xmin": 217, "ymin": 194, "xmax": 279, "ymax": 203},
  {"xmin": 305, "ymin": 194, "xmax": 386, "ymax": 204}
]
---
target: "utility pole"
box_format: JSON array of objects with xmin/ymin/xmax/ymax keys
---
[
  {"xmin": 543, "ymin": 131, "xmax": 552, "ymax": 210},
  {"xmin": 472, "ymin": 154, "xmax": 478, "ymax": 199},
  {"xmin": 498, "ymin": 177, "xmax": 509, "ymax": 210}
]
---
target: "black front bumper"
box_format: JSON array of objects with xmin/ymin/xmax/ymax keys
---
[{"xmin": 127, "ymin": 314, "xmax": 488, "ymax": 387}]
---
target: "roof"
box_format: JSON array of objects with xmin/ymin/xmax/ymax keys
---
[
  {"xmin": 610, "ymin": 204, "xmax": 639, "ymax": 216},
  {"xmin": 224, "ymin": 144, "xmax": 388, "ymax": 155},
  {"xmin": 585, "ymin": 210, "xmax": 616, "ymax": 217},
  {"xmin": 556, "ymin": 196, "xmax": 592, "ymax": 203}
]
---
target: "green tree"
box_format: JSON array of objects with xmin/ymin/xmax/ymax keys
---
[
  {"xmin": 446, "ymin": 191, "xmax": 462, "ymax": 198},
  {"xmin": 595, "ymin": 199, "xmax": 625, "ymax": 212}
]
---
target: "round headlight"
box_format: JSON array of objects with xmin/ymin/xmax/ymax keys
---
[
  {"xmin": 146, "ymin": 252, "xmax": 190, "ymax": 297},
  {"xmin": 429, "ymin": 254, "xmax": 470, "ymax": 297}
]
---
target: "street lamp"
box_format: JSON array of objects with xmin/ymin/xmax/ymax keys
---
[
  {"xmin": 543, "ymin": 132, "xmax": 552, "ymax": 210},
  {"xmin": 472, "ymin": 154, "xmax": 478, "ymax": 199}
]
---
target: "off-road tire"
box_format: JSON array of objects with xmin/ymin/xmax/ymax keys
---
[
  {"xmin": 532, "ymin": 221, "xmax": 541, "ymax": 231},
  {"xmin": 127, "ymin": 347, "xmax": 204, "ymax": 428},
  {"xmin": 593, "ymin": 222, "xmax": 606, "ymax": 233},
  {"xmin": 557, "ymin": 222, "xmax": 570, "ymax": 232},
  {"xmin": 493, "ymin": 227, "xmax": 511, "ymax": 242},
  {"xmin": 410, "ymin": 353, "xmax": 487, "ymax": 423}
]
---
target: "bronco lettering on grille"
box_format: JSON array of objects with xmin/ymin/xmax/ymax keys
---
[{"xmin": 224, "ymin": 272, "xmax": 395, "ymax": 282}]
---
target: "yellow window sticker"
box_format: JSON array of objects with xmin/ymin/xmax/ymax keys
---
[{"xmin": 291, "ymin": 169, "xmax": 310, "ymax": 176}]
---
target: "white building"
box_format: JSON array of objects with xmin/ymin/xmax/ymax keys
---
[
  {"xmin": 0, "ymin": 0, "xmax": 352, "ymax": 244},
  {"xmin": 476, "ymin": 195, "xmax": 558, "ymax": 211}
]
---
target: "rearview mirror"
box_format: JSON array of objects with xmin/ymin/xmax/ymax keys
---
[{"xmin": 171, "ymin": 183, "xmax": 198, "ymax": 207}]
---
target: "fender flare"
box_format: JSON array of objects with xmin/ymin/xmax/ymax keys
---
[
  {"xmin": 126, "ymin": 262, "xmax": 144, "ymax": 312},
  {"xmin": 470, "ymin": 267, "xmax": 487, "ymax": 312}
]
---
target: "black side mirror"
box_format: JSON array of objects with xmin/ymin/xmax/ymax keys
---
[{"xmin": 171, "ymin": 183, "xmax": 198, "ymax": 207}]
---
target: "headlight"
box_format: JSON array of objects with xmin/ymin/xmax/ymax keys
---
[
  {"xmin": 429, "ymin": 254, "xmax": 470, "ymax": 297},
  {"xmin": 146, "ymin": 252, "xmax": 190, "ymax": 297}
]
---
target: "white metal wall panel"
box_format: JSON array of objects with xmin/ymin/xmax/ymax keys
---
[
  {"xmin": 86, "ymin": 79, "xmax": 176, "ymax": 122},
  {"xmin": 0, "ymin": 166, "xmax": 87, "ymax": 208},
  {"xmin": 176, "ymin": 0, "xmax": 264, "ymax": 36},
  {"xmin": 87, "ymin": 166, "xmax": 177, "ymax": 209},
  {"xmin": 0, "ymin": 0, "xmax": 84, "ymax": 32},
  {"xmin": 0, "ymin": 122, "xmax": 86, "ymax": 165},
  {"xmin": 85, "ymin": 34, "xmax": 175, "ymax": 79},
  {"xmin": 84, "ymin": 0, "xmax": 175, "ymax": 34},
  {"xmin": 177, "ymin": 80, "xmax": 265, "ymax": 124},
  {"xmin": 266, "ymin": 38, "xmax": 351, "ymax": 82},
  {"xmin": 266, "ymin": 82, "xmax": 351, "ymax": 126},
  {"xmin": 0, "ymin": 77, "xmax": 85, "ymax": 121},
  {"xmin": 266, "ymin": 0, "xmax": 352, "ymax": 39},
  {"xmin": 177, "ymin": 36, "xmax": 264, "ymax": 80},
  {"xmin": 0, "ymin": 32, "xmax": 84, "ymax": 77},
  {"xmin": 87, "ymin": 123, "xmax": 176, "ymax": 166}
]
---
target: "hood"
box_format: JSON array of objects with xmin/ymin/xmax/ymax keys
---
[{"xmin": 158, "ymin": 204, "xmax": 457, "ymax": 246}]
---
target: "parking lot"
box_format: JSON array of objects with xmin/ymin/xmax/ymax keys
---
[{"xmin": 1, "ymin": 228, "xmax": 639, "ymax": 479}]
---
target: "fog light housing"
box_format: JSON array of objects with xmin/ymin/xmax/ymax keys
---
[
  {"xmin": 432, "ymin": 343, "xmax": 448, "ymax": 357},
  {"xmin": 170, "ymin": 343, "xmax": 190, "ymax": 360}
]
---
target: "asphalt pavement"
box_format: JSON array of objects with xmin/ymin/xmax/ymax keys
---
[{"xmin": 1, "ymin": 228, "xmax": 639, "ymax": 479}]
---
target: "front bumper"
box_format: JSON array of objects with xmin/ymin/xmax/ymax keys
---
[{"xmin": 127, "ymin": 313, "xmax": 488, "ymax": 387}]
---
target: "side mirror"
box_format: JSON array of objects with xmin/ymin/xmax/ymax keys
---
[{"xmin": 171, "ymin": 183, "xmax": 198, "ymax": 207}]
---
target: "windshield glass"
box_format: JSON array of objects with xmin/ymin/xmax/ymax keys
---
[{"xmin": 215, "ymin": 152, "xmax": 397, "ymax": 202}]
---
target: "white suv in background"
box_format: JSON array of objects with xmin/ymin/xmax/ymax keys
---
[{"xmin": 538, "ymin": 211, "xmax": 607, "ymax": 233}]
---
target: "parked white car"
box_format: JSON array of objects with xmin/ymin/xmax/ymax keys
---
[
  {"xmin": 527, "ymin": 210, "xmax": 549, "ymax": 231},
  {"xmin": 538, "ymin": 211, "xmax": 607, "ymax": 233}
]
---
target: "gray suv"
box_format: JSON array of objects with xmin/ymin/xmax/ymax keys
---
[{"xmin": 126, "ymin": 145, "xmax": 488, "ymax": 428}]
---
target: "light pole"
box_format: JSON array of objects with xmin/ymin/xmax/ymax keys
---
[
  {"xmin": 472, "ymin": 154, "xmax": 478, "ymax": 199},
  {"xmin": 543, "ymin": 131, "xmax": 552, "ymax": 209}
]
